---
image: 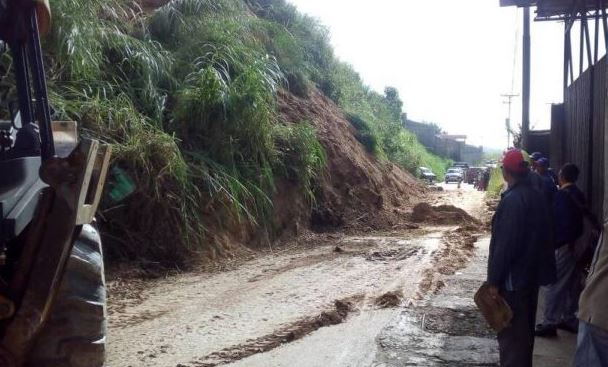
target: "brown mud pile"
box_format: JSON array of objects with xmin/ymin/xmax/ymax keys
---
[
  {"xmin": 375, "ymin": 290, "xmax": 404, "ymax": 308},
  {"xmin": 190, "ymin": 296, "xmax": 362, "ymax": 367},
  {"xmin": 410, "ymin": 203, "xmax": 481, "ymax": 227},
  {"xmin": 276, "ymin": 90, "xmax": 424, "ymax": 234},
  {"xmin": 117, "ymin": 88, "xmax": 425, "ymax": 266}
]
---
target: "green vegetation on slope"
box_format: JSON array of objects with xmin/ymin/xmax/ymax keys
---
[
  {"xmin": 0, "ymin": 0, "xmax": 450, "ymax": 265},
  {"xmin": 46, "ymin": 0, "xmax": 329, "ymax": 264},
  {"xmin": 246, "ymin": 0, "xmax": 451, "ymax": 176},
  {"xmin": 487, "ymin": 167, "xmax": 505, "ymax": 198}
]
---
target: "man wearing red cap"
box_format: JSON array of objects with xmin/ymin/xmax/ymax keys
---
[{"xmin": 487, "ymin": 149, "xmax": 556, "ymax": 367}]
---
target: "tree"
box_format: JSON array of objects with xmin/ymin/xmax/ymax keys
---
[{"xmin": 384, "ymin": 86, "xmax": 403, "ymax": 121}]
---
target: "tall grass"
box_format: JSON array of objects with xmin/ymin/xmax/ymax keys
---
[
  {"xmin": 346, "ymin": 113, "xmax": 380, "ymax": 155},
  {"xmin": 487, "ymin": 167, "xmax": 506, "ymax": 198},
  {"xmin": 273, "ymin": 122, "xmax": 327, "ymax": 201},
  {"xmin": 37, "ymin": 0, "xmax": 331, "ymax": 265}
]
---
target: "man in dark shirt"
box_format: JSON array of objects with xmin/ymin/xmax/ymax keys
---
[
  {"xmin": 487, "ymin": 149, "xmax": 556, "ymax": 367},
  {"xmin": 536, "ymin": 163, "xmax": 586, "ymax": 337},
  {"xmin": 526, "ymin": 151, "xmax": 545, "ymax": 194},
  {"xmin": 536, "ymin": 157, "xmax": 557, "ymax": 204}
]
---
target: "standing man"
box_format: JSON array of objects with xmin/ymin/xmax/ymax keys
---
[
  {"xmin": 530, "ymin": 151, "xmax": 543, "ymax": 165},
  {"xmin": 536, "ymin": 163, "xmax": 586, "ymax": 337},
  {"xmin": 524, "ymin": 151, "xmax": 545, "ymax": 193},
  {"xmin": 483, "ymin": 168, "xmax": 491, "ymax": 191},
  {"xmin": 536, "ymin": 157, "xmax": 558, "ymax": 204},
  {"xmin": 487, "ymin": 149, "xmax": 556, "ymax": 367}
]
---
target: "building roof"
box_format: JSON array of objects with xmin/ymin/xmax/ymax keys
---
[{"xmin": 500, "ymin": 0, "xmax": 608, "ymax": 19}]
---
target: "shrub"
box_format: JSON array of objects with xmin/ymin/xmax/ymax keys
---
[
  {"xmin": 50, "ymin": 91, "xmax": 203, "ymax": 264},
  {"xmin": 273, "ymin": 122, "xmax": 327, "ymax": 201},
  {"xmin": 286, "ymin": 71, "xmax": 310, "ymax": 98},
  {"xmin": 346, "ymin": 113, "xmax": 380, "ymax": 155}
]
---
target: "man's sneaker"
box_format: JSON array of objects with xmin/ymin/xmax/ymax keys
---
[
  {"xmin": 535, "ymin": 323, "xmax": 558, "ymax": 337},
  {"xmin": 557, "ymin": 321, "xmax": 578, "ymax": 334}
]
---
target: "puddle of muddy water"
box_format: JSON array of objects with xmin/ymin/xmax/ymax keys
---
[{"xmin": 107, "ymin": 232, "xmax": 445, "ymax": 367}]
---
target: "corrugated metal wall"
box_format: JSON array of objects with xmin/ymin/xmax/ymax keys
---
[
  {"xmin": 564, "ymin": 66, "xmax": 592, "ymax": 204},
  {"xmin": 591, "ymin": 60, "xmax": 606, "ymax": 220},
  {"xmin": 556, "ymin": 56, "xmax": 606, "ymax": 220}
]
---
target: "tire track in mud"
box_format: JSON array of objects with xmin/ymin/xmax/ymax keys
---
[
  {"xmin": 184, "ymin": 290, "xmax": 411, "ymax": 367},
  {"xmin": 186, "ymin": 296, "xmax": 363, "ymax": 367},
  {"xmin": 415, "ymin": 225, "xmax": 483, "ymax": 301},
  {"xmin": 183, "ymin": 225, "xmax": 482, "ymax": 367}
]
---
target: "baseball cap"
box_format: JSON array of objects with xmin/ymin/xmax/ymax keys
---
[
  {"xmin": 530, "ymin": 152, "xmax": 543, "ymax": 161},
  {"xmin": 502, "ymin": 149, "xmax": 530, "ymax": 174},
  {"xmin": 537, "ymin": 157, "xmax": 550, "ymax": 167}
]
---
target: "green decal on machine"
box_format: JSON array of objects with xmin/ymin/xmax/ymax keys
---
[{"xmin": 108, "ymin": 167, "xmax": 136, "ymax": 202}]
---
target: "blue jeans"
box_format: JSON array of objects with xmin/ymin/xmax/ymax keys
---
[
  {"xmin": 543, "ymin": 245, "xmax": 582, "ymax": 327},
  {"xmin": 574, "ymin": 320, "xmax": 608, "ymax": 366}
]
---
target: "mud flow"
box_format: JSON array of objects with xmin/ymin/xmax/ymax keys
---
[{"xmin": 108, "ymin": 184, "xmax": 487, "ymax": 367}]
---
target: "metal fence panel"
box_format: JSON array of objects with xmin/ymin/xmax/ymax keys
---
[
  {"xmin": 592, "ymin": 59, "xmax": 606, "ymax": 219},
  {"xmin": 560, "ymin": 56, "xmax": 606, "ymax": 220}
]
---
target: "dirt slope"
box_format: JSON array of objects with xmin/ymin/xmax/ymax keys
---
[{"xmin": 275, "ymin": 89, "xmax": 424, "ymax": 234}]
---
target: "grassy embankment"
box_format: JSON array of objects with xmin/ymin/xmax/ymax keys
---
[
  {"xmin": 486, "ymin": 167, "xmax": 505, "ymax": 198},
  {"xmin": 0, "ymin": 0, "xmax": 451, "ymax": 265}
]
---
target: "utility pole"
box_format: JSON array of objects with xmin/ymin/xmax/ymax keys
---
[
  {"xmin": 502, "ymin": 93, "xmax": 519, "ymax": 148},
  {"xmin": 522, "ymin": 6, "xmax": 531, "ymax": 150}
]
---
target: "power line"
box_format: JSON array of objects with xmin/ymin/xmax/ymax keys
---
[
  {"xmin": 511, "ymin": 7, "xmax": 520, "ymax": 94},
  {"xmin": 503, "ymin": 8, "xmax": 521, "ymax": 150}
]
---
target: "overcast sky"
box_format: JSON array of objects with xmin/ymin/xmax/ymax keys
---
[{"xmin": 287, "ymin": 0, "xmax": 582, "ymax": 149}]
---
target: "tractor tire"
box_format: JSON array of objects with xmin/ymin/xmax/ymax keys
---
[{"xmin": 25, "ymin": 224, "xmax": 107, "ymax": 367}]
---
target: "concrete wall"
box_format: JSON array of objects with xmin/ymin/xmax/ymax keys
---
[
  {"xmin": 403, "ymin": 119, "xmax": 440, "ymax": 150},
  {"xmin": 461, "ymin": 144, "xmax": 484, "ymax": 165},
  {"xmin": 403, "ymin": 118, "xmax": 483, "ymax": 164}
]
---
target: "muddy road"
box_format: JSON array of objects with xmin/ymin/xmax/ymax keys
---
[{"xmin": 107, "ymin": 184, "xmax": 488, "ymax": 367}]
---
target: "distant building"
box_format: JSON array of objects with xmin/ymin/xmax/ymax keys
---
[
  {"xmin": 461, "ymin": 144, "xmax": 484, "ymax": 165},
  {"xmin": 401, "ymin": 114, "xmax": 483, "ymax": 164}
]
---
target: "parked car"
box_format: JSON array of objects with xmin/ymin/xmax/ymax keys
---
[
  {"xmin": 418, "ymin": 167, "xmax": 437, "ymax": 183},
  {"xmin": 485, "ymin": 160, "xmax": 498, "ymax": 169},
  {"xmin": 445, "ymin": 168, "xmax": 464, "ymax": 183},
  {"xmin": 452, "ymin": 162, "xmax": 470, "ymax": 170}
]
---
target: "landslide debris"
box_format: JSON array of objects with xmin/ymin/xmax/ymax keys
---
[
  {"xmin": 375, "ymin": 291, "xmax": 404, "ymax": 308},
  {"xmin": 277, "ymin": 90, "xmax": 425, "ymax": 233},
  {"xmin": 410, "ymin": 203, "xmax": 481, "ymax": 227}
]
